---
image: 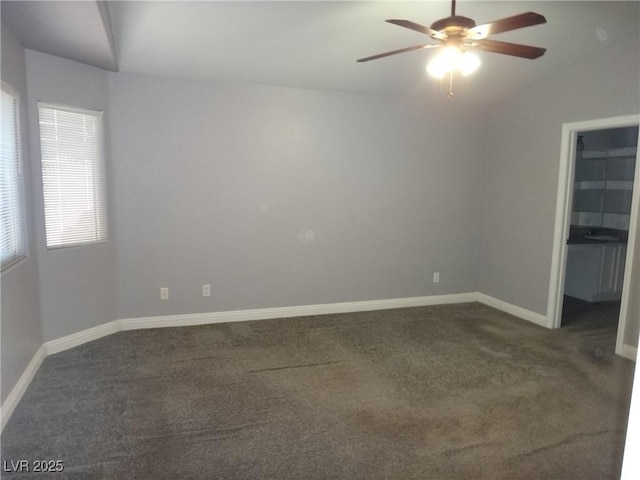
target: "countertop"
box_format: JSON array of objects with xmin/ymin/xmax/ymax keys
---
[{"xmin": 568, "ymin": 227, "xmax": 628, "ymax": 245}]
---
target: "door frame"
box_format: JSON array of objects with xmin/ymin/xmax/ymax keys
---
[{"xmin": 547, "ymin": 114, "xmax": 640, "ymax": 357}]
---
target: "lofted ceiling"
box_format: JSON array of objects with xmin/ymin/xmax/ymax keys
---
[
  {"xmin": 1, "ymin": 0, "xmax": 118, "ymax": 71},
  {"xmin": 2, "ymin": 1, "xmax": 639, "ymax": 107}
]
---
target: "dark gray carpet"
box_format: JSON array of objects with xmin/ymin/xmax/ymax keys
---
[{"xmin": 1, "ymin": 303, "xmax": 635, "ymax": 479}]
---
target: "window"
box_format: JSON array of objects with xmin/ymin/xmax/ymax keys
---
[
  {"xmin": 38, "ymin": 103, "xmax": 107, "ymax": 249},
  {"xmin": 1, "ymin": 85, "xmax": 27, "ymax": 270}
]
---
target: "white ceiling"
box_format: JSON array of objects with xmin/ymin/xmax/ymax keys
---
[{"xmin": 3, "ymin": 1, "xmax": 639, "ymax": 107}]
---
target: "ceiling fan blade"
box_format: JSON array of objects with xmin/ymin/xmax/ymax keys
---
[
  {"xmin": 357, "ymin": 44, "xmax": 438, "ymax": 63},
  {"xmin": 468, "ymin": 12, "xmax": 546, "ymax": 39},
  {"xmin": 386, "ymin": 19, "xmax": 446, "ymax": 40},
  {"xmin": 471, "ymin": 39, "xmax": 546, "ymax": 59}
]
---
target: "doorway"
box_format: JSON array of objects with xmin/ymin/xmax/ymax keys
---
[{"xmin": 547, "ymin": 115, "xmax": 640, "ymax": 359}]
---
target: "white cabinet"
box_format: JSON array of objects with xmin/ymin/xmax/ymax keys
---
[
  {"xmin": 565, "ymin": 243, "xmax": 627, "ymax": 302},
  {"xmin": 572, "ymin": 148, "xmax": 635, "ymax": 230}
]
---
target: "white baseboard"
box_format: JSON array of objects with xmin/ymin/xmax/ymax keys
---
[
  {"xmin": 44, "ymin": 320, "xmax": 122, "ymax": 356},
  {"xmin": 478, "ymin": 294, "xmax": 640, "ymax": 361},
  {"xmin": 120, "ymin": 293, "xmax": 479, "ymax": 331},
  {"xmin": 0, "ymin": 290, "xmax": 615, "ymax": 433},
  {"xmin": 0, "ymin": 293, "xmax": 476, "ymax": 431},
  {"xmin": 1, "ymin": 346, "xmax": 45, "ymax": 432},
  {"xmin": 476, "ymin": 293, "xmax": 551, "ymax": 328},
  {"xmin": 620, "ymin": 344, "xmax": 638, "ymax": 362}
]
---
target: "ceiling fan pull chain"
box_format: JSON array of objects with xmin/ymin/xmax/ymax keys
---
[{"xmin": 439, "ymin": 72, "xmax": 455, "ymax": 97}]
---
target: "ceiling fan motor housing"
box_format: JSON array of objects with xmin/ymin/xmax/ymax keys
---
[{"xmin": 430, "ymin": 15, "xmax": 476, "ymax": 36}]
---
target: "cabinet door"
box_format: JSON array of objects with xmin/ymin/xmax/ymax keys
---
[
  {"xmin": 606, "ymin": 156, "xmax": 635, "ymax": 181},
  {"xmin": 603, "ymin": 213, "xmax": 630, "ymax": 230},
  {"xmin": 594, "ymin": 243, "xmax": 627, "ymax": 301},
  {"xmin": 604, "ymin": 189, "xmax": 633, "ymax": 214},
  {"xmin": 573, "ymin": 189, "xmax": 604, "ymax": 213},
  {"xmin": 565, "ymin": 244, "xmax": 604, "ymax": 302},
  {"xmin": 572, "ymin": 211, "xmax": 603, "ymax": 227},
  {"xmin": 565, "ymin": 243, "xmax": 627, "ymax": 302}
]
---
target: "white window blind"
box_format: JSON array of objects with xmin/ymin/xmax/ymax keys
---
[
  {"xmin": 38, "ymin": 103, "xmax": 107, "ymax": 249},
  {"xmin": 1, "ymin": 86, "xmax": 27, "ymax": 270}
]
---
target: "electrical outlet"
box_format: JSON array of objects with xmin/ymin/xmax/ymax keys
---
[
  {"xmin": 202, "ymin": 284, "xmax": 211, "ymax": 297},
  {"xmin": 433, "ymin": 272, "xmax": 440, "ymax": 283},
  {"xmin": 160, "ymin": 287, "xmax": 169, "ymax": 300}
]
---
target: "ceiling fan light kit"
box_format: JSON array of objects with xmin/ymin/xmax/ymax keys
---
[
  {"xmin": 358, "ymin": 0, "xmax": 547, "ymax": 97},
  {"xmin": 426, "ymin": 46, "xmax": 481, "ymax": 78}
]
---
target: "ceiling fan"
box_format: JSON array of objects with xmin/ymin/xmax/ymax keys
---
[{"xmin": 357, "ymin": 0, "xmax": 547, "ymax": 96}]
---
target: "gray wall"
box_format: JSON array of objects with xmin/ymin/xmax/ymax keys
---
[
  {"xmin": 25, "ymin": 51, "xmax": 117, "ymax": 342},
  {"xmin": 0, "ymin": 27, "xmax": 43, "ymax": 404},
  {"xmin": 109, "ymin": 73, "xmax": 485, "ymax": 319},
  {"xmin": 480, "ymin": 39, "xmax": 640, "ymax": 345}
]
